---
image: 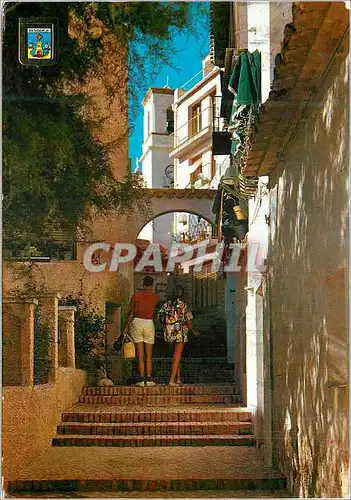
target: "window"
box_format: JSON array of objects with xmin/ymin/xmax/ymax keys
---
[
  {"xmin": 146, "ymin": 111, "xmax": 150, "ymax": 137},
  {"xmin": 190, "ymin": 102, "xmax": 202, "ymax": 136},
  {"xmin": 210, "ymin": 92, "xmax": 218, "ymax": 130},
  {"xmin": 166, "ymin": 107, "xmax": 174, "ymax": 134}
]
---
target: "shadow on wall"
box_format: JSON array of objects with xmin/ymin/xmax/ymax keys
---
[{"xmin": 269, "ymin": 34, "xmax": 349, "ymax": 498}]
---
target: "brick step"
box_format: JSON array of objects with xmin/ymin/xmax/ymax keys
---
[
  {"xmin": 150, "ymin": 360, "xmax": 236, "ymax": 382},
  {"xmin": 183, "ymin": 348, "xmax": 228, "ymax": 356},
  {"xmin": 78, "ymin": 394, "xmax": 243, "ymax": 405},
  {"xmin": 7, "ymin": 477, "xmax": 287, "ymax": 494},
  {"xmin": 150, "ymin": 375, "xmax": 237, "ymax": 384},
  {"xmin": 57, "ymin": 421, "xmax": 254, "ymax": 436},
  {"xmin": 62, "ymin": 405, "xmax": 251, "ymax": 423},
  {"xmin": 151, "ymin": 367, "xmax": 236, "ymax": 373},
  {"xmin": 82, "ymin": 384, "xmax": 239, "ymax": 396},
  {"xmin": 152, "ymin": 357, "xmax": 232, "ymax": 365},
  {"xmin": 152, "ymin": 368, "xmax": 236, "ymax": 374},
  {"xmin": 151, "ymin": 368, "xmax": 236, "ymax": 375},
  {"xmin": 52, "ymin": 434, "xmax": 255, "ymax": 447}
]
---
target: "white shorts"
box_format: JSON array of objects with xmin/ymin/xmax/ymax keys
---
[{"xmin": 130, "ymin": 318, "xmax": 155, "ymax": 344}]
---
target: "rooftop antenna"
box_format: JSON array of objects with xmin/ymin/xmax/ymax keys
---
[{"xmin": 164, "ymin": 76, "xmax": 169, "ymax": 88}]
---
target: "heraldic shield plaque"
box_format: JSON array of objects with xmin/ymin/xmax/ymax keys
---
[{"xmin": 19, "ymin": 17, "xmax": 58, "ymax": 66}]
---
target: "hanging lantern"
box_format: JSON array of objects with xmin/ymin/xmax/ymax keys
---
[{"xmin": 222, "ymin": 165, "xmax": 237, "ymax": 185}]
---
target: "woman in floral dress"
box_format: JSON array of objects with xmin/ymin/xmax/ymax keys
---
[{"xmin": 158, "ymin": 286, "xmax": 198, "ymax": 386}]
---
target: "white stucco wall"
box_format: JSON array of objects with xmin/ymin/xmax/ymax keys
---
[
  {"xmin": 243, "ymin": 2, "xmax": 294, "ymax": 466},
  {"xmin": 175, "ymin": 159, "xmax": 191, "ymax": 189},
  {"xmin": 247, "ymin": 1, "xmax": 270, "ymax": 103},
  {"xmin": 141, "ymin": 154, "xmax": 152, "ymax": 188},
  {"xmin": 149, "ymin": 146, "xmax": 172, "ymax": 188},
  {"xmin": 152, "ymin": 214, "xmax": 174, "ymax": 249},
  {"xmin": 245, "ymin": 179, "xmax": 270, "ymax": 457},
  {"xmin": 211, "ymin": 155, "xmax": 230, "ymax": 188},
  {"xmin": 141, "ymin": 90, "xmax": 174, "ymax": 189}
]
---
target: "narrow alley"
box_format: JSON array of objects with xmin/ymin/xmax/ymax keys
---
[{"xmin": 2, "ymin": 2, "xmax": 349, "ymax": 499}]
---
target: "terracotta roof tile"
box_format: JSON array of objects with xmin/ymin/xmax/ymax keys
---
[{"xmin": 243, "ymin": 1, "xmax": 349, "ymax": 177}]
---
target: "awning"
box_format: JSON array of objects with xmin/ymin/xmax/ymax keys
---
[{"xmin": 228, "ymin": 50, "xmax": 261, "ymax": 106}]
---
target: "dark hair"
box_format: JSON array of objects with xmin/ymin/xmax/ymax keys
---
[{"xmin": 143, "ymin": 276, "xmax": 154, "ymax": 287}]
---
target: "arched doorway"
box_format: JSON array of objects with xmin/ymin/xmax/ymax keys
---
[{"xmin": 132, "ymin": 188, "xmax": 217, "ymax": 240}]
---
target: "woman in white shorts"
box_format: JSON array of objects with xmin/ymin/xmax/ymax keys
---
[{"xmin": 127, "ymin": 276, "xmax": 159, "ymax": 387}]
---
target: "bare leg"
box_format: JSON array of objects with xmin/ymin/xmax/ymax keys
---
[
  {"xmin": 145, "ymin": 343, "xmax": 153, "ymax": 378},
  {"xmin": 135, "ymin": 342, "xmax": 145, "ymax": 378},
  {"xmin": 176, "ymin": 365, "xmax": 181, "ymax": 384},
  {"xmin": 169, "ymin": 342, "xmax": 185, "ymax": 384}
]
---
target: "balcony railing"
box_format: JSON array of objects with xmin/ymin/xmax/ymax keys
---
[
  {"xmin": 169, "ymin": 104, "xmax": 214, "ymax": 151},
  {"xmin": 169, "ymin": 96, "xmax": 227, "ymax": 154}
]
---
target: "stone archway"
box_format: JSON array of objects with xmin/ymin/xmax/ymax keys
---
[{"xmin": 134, "ymin": 188, "xmax": 216, "ymax": 237}]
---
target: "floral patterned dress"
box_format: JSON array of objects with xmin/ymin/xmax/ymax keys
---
[{"xmin": 158, "ymin": 299, "xmax": 193, "ymax": 343}]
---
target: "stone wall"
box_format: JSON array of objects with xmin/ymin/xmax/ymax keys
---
[
  {"xmin": 67, "ymin": 9, "xmax": 139, "ymax": 251},
  {"xmin": 3, "ymin": 260, "xmax": 132, "ymax": 315},
  {"xmin": 68, "ymin": 11, "xmax": 129, "ymax": 182},
  {"xmin": 2, "ymin": 367, "xmax": 87, "ymax": 487},
  {"xmin": 268, "ymin": 30, "xmax": 349, "ymax": 498}
]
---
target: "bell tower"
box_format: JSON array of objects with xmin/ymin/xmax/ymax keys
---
[{"xmin": 138, "ymin": 87, "xmax": 175, "ymax": 247}]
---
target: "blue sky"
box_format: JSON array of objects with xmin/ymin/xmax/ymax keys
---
[{"xmin": 128, "ymin": 10, "xmax": 210, "ymax": 172}]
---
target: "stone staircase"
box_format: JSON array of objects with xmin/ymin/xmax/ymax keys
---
[
  {"xmin": 52, "ymin": 384, "xmax": 253, "ymax": 447},
  {"xmin": 7, "ymin": 383, "xmax": 288, "ymax": 495}
]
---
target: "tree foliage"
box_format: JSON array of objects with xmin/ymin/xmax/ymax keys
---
[{"xmin": 3, "ymin": 2, "xmax": 209, "ymax": 245}]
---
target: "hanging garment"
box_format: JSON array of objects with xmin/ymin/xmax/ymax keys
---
[
  {"xmin": 228, "ymin": 51, "xmax": 261, "ymax": 106},
  {"xmin": 212, "ymin": 184, "xmax": 223, "ymax": 224}
]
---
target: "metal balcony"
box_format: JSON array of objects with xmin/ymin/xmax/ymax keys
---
[
  {"xmin": 169, "ymin": 105, "xmax": 214, "ymax": 160},
  {"xmin": 169, "ymin": 96, "xmax": 231, "ymax": 159}
]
